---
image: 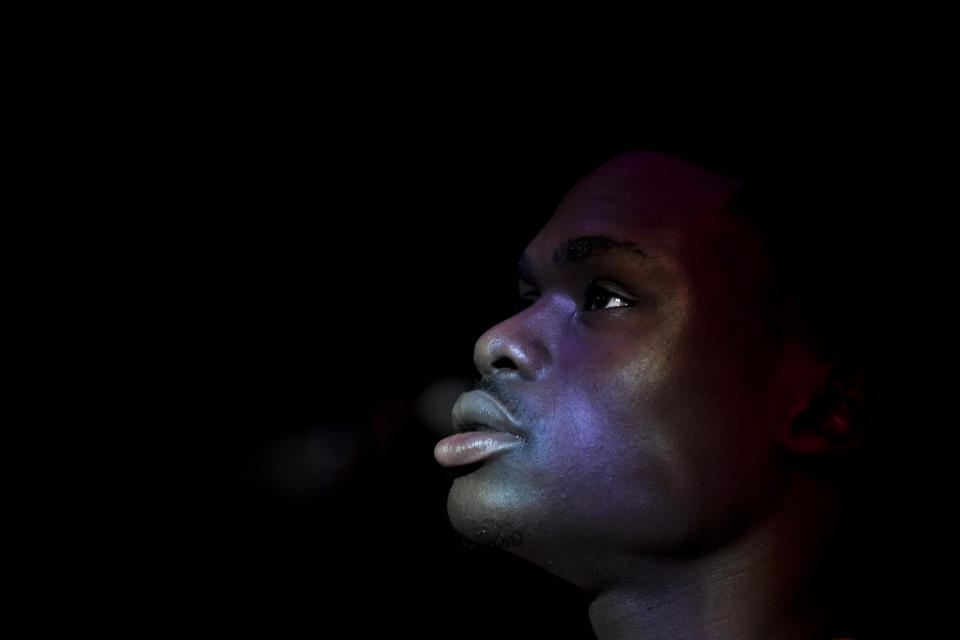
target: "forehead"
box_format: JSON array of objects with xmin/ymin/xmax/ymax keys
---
[{"xmin": 530, "ymin": 152, "xmax": 748, "ymax": 261}]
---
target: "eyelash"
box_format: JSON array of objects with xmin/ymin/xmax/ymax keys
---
[
  {"xmin": 583, "ymin": 281, "xmax": 635, "ymax": 311},
  {"xmin": 514, "ymin": 281, "xmax": 635, "ymax": 313}
]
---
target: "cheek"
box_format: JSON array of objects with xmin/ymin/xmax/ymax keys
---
[
  {"xmin": 533, "ymin": 356, "xmax": 696, "ymax": 533},
  {"xmin": 555, "ymin": 331, "xmax": 773, "ymax": 527},
  {"xmin": 631, "ymin": 334, "xmax": 786, "ymax": 532}
]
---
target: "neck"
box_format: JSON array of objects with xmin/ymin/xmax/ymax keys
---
[{"xmin": 587, "ymin": 475, "xmax": 843, "ymax": 640}]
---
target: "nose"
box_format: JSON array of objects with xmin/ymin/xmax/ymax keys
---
[{"xmin": 473, "ymin": 311, "xmax": 551, "ymax": 381}]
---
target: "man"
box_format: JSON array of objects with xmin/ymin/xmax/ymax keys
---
[{"xmin": 433, "ymin": 150, "xmax": 903, "ymax": 639}]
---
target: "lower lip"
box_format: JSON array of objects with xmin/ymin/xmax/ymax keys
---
[{"xmin": 433, "ymin": 431, "xmax": 523, "ymax": 467}]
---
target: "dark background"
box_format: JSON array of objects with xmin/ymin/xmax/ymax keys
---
[
  {"xmin": 18, "ymin": 23, "xmax": 948, "ymax": 636},
  {"xmin": 149, "ymin": 130, "xmax": 631, "ymax": 637},
  {"xmin": 70, "ymin": 72, "xmax": 944, "ymax": 636}
]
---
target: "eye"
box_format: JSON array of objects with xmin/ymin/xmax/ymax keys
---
[{"xmin": 583, "ymin": 281, "xmax": 634, "ymax": 311}]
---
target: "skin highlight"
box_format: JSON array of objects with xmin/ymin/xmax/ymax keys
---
[{"xmin": 436, "ymin": 151, "xmax": 864, "ymax": 639}]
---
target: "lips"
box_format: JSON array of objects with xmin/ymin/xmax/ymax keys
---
[
  {"xmin": 451, "ymin": 390, "xmax": 525, "ymax": 437},
  {"xmin": 433, "ymin": 390, "xmax": 526, "ymax": 467}
]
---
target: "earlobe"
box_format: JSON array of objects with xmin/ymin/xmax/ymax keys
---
[{"xmin": 780, "ymin": 367, "xmax": 869, "ymax": 456}]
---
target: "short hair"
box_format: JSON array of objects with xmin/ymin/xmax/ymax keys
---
[{"xmin": 648, "ymin": 144, "xmax": 894, "ymax": 362}]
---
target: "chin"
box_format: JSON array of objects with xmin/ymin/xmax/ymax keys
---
[{"xmin": 446, "ymin": 472, "xmax": 528, "ymax": 550}]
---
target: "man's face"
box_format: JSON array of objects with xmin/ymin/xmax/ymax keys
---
[{"xmin": 443, "ymin": 153, "xmax": 807, "ymax": 584}]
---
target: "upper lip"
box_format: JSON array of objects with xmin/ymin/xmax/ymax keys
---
[{"xmin": 452, "ymin": 390, "xmax": 525, "ymax": 438}]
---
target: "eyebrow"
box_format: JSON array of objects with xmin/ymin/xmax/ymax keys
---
[
  {"xmin": 553, "ymin": 235, "xmax": 648, "ymax": 265},
  {"xmin": 517, "ymin": 235, "xmax": 649, "ymax": 283}
]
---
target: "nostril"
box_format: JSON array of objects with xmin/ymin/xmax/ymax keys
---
[{"xmin": 492, "ymin": 356, "xmax": 518, "ymax": 370}]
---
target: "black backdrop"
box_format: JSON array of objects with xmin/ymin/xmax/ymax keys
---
[
  {"xmin": 116, "ymin": 97, "xmax": 943, "ymax": 637},
  {"xmin": 25, "ymin": 26, "xmax": 949, "ymax": 637},
  {"xmin": 155, "ymin": 130, "xmax": 626, "ymax": 637}
]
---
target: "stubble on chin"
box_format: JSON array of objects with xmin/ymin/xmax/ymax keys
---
[
  {"xmin": 447, "ymin": 484, "xmax": 526, "ymax": 551},
  {"xmin": 453, "ymin": 524, "xmax": 524, "ymax": 551}
]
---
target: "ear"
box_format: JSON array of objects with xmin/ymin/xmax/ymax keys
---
[{"xmin": 780, "ymin": 363, "xmax": 869, "ymax": 456}]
